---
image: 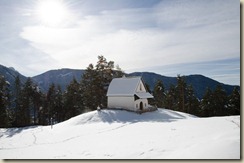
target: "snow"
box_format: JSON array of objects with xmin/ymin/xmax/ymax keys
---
[
  {"xmin": 107, "ymin": 77, "xmax": 142, "ymax": 96},
  {"xmin": 0, "ymin": 108, "xmax": 240, "ymax": 159},
  {"xmin": 136, "ymin": 92, "xmax": 153, "ymax": 98},
  {"xmin": 5, "ymin": 80, "xmax": 10, "ymax": 86},
  {"xmin": 58, "ymin": 72, "xmax": 72, "ymax": 78}
]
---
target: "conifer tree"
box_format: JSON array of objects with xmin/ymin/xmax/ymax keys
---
[
  {"xmin": 12, "ymin": 78, "xmax": 44, "ymax": 126},
  {"xmin": 46, "ymin": 83, "xmax": 56, "ymax": 124},
  {"xmin": 114, "ymin": 64, "xmax": 124, "ymax": 78},
  {"xmin": 213, "ymin": 85, "xmax": 227, "ymax": 116},
  {"xmin": 228, "ymin": 87, "xmax": 240, "ymax": 115},
  {"xmin": 81, "ymin": 55, "xmax": 124, "ymax": 111},
  {"xmin": 176, "ymin": 75, "xmax": 187, "ymax": 112},
  {"xmin": 45, "ymin": 84, "xmax": 65, "ymax": 123},
  {"xmin": 165, "ymin": 84, "xmax": 177, "ymax": 110},
  {"xmin": 17, "ymin": 77, "xmax": 33, "ymax": 126},
  {"xmin": 55, "ymin": 85, "xmax": 64, "ymax": 122},
  {"xmin": 0, "ymin": 75, "xmax": 11, "ymax": 127},
  {"xmin": 200, "ymin": 88, "xmax": 214, "ymax": 117},
  {"xmin": 32, "ymin": 85, "xmax": 42, "ymax": 124},
  {"xmin": 81, "ymin": 64, "xmax": 100, "ymax": 111},
  {"xmin": 36, "ymin": 93, "xmax": 46, "ymax": 125},
  {"xmin": 153, "ymin": 80, "xmax": 165, "ymax": 108},
  {"xmin": 12, "ymin": 75, "xmax": 22, "ymax": 126},
  {"xmin": 95, "ymin": 55, "xmax": 118, "ymax": 107},
  {"xmin": 64, "ymin": 78, "xmax": 83, "ymax": 120},
  {"xmin": 144, "ymin": 83, "xmax": 151, "ymax": 93},
  {"xmin": 185, "ymin": 85, "xmax": 199, "ymax": 115}
]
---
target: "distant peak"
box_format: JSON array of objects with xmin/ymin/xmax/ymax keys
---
[
  {"xmin": 8, "ymin": 67, "xmax": 19, "ymax": 73},
  {"xmin": 8, "ymin": 67, "xmax": 15, "ymax": 71}
]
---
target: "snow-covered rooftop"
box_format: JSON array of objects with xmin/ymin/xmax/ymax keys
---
[
  {"xmin": 107, "ymin": 77, "xmax": 151, "ymax": 97},
  {"xmin": 136, "ymin": 92, "xmax": 153, "ymax": 99}
]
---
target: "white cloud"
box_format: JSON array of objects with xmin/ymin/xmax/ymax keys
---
[{"xmin": 17, "ymin": 0, "xmax": 239, "ymax": 82}]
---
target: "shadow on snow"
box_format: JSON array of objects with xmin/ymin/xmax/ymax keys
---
[
  {"xmin": 0, "ymin": 126, "xmax": 40, "ymax": 138},
  {"xmin": 76, "ymin": 108, "xmax": 197, "ymax": 125}
]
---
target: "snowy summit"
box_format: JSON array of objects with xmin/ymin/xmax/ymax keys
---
[{"xmin": 0, "ymin": 108, "xmax": 240, "ymax": 159}]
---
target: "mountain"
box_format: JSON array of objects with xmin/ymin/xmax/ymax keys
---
[
  {"xmin": 0, "ymin": 108, "xmax": 240, "ymax": 159},
  {"xmin": 129, "ymin": 72, "xmax": 239, "ymax": 99},
  {"xmin": 0, "ymin": 65, "xmax": 239, "ymax": 99},
  {"xmin": 32, "ymin": 68, "xmax": 85, "ymax": 92},
  {"xmin": 185, "ymin": 74, "xmax": 238, "ymax": 99},
  {"xmin": 0, "ymin": 64, "xmax": 28, "ymax": 90}
]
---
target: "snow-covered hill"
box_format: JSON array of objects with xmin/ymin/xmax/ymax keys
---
[{"xmin": 0, "ymin": 108, "xmax": 240, "ymax": 159}]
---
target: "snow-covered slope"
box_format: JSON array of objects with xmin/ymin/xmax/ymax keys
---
[{"xmin": 0, "ymin": 108, "xmax": 240, "ymax": 159}]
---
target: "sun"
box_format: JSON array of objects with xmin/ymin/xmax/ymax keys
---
[{"xmin": 36, "ymin": 0, "xmax": 68, "ymax": 27}]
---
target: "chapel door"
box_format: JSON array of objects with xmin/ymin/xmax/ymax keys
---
[{"xmin": 140, "ymin": 102, "xmax": 143, "ymax": 110}]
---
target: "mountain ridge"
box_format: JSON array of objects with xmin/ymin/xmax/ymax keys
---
[
  {"xmin": 0, "ymin": 64, "xmax": 239, "ymax": 99},
  {"xmin": 32, "ymin": 68, "xmax": 85, "ymax": 92},
  {"xmin": 129, "ymin": 72, "xmax": 239, "ymax": 99},
  {"xmin": 0, "ymin": 64, "xmax": 28, "ymax": 90}
]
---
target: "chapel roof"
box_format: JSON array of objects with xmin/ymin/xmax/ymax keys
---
[{"xmin": 107, "ymin": 77, "xmax": 153, "ymax": 98}]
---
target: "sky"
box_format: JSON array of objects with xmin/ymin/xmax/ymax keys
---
[{"xmin": 0, "ymin": 0, "xmax": 240, "ymax": 85}]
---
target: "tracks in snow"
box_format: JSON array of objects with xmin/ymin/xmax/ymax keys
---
[
  {"xmin": 225, "ymin": 117, "xmax": 240, "ymax": 128},
  {"xmin": 1, "ymin": 122, "xmax": 132, "ymax": 150}
]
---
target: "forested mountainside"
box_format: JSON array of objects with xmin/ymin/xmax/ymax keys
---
[
  {"xmin": 0, "ymin": 61, "xmax": 240, "ymax": 128},
  {"xmin": 0, "ymin": 64, "xmax": 239, "ymax": 99}
]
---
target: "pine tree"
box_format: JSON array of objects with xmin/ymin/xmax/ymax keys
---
[
  {"xmin": 13, "ymin": 78, "xmax": 30, "ymax": 127},
  {"xmin": 45, "ymin": 83, "xmax": 65, "ymax": 123},
  {"xmin": 176, "ymin": 75, "xmax": 187, "ymax": 112},
  {"xmin": 46, "ymin": 83, "xmax": 56, "ymax": 124},
  {"xmin": 32, "ymin": 85, "xmax": 42, "ymax": 124},
  {"xmin": 228, "ymin": 87, "xmax": 240, "ymax": 115},
  {"xmin": 18, "ymin": 77, "xmax": 34, "ymax": 126},
  {"xmin": 153, "ymin": 80, "xmax": 165, "ymax": 108},
  {"xmin": 185, "ymin": 85, "xmax": 199, "ymax": 115},
  {"xmin": 13, "ymin": 78, "xmax": 44, "ymax": 126},
  {"xmin": 64, "ymin": 78, "xmax": 83, "ymax": 120},
  {"xmin": 200, "ymin": 88, "xmax": 214, "ymax": 117},
  {"xmin": 55, "ymin": 85, "xmax": 64, "ymax": 122},
  {"xmin": 37, "ymin": 92, "xmax": 46, "ymax": 125},
  {"xmin": 0, "ymin": 75, "xmax": 11, "ymax": 127},
  {"xmin": 95, "ymin": 56, "xmax": 108, "ymax": 107},
  {"xmin": 12, "ymin": 75, "xmax": 22, "ymax": 126},
  {"xmin": 144, "ymin": 83, "xmax": 151, "ymax": 93},
  {"xmin": 165, "ymin": 84, "xmax": 177, "ymax": 110},
  {"xmin": 114, "ymin": 64, "xmax": 125, "ymax": 78},
  {"xmin": 213, "ymin": 85, "xmax": 227, "ymax": 116},
  {"xmin": 81, "ymin": 64, "xmax": 100, "ymax": 111},
  {"xmin": 95, "ymin": 55, "xmax": 116, "ymax": 107},
  {"xmin": 81, "ymin": 55, "xmax": 124, "ymax": 111}
]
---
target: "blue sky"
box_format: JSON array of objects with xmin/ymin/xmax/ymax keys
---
[{"xmin": 0, "ymin": 0, "xmax": 240, "ymax": 85}]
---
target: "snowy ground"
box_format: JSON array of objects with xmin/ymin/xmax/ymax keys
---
[{"xmin": 0, "ymin": 108, "xmax": 240, "ymax": 159}]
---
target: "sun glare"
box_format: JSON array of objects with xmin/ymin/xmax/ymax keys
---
[{"xmin": 36, "ymin": 0, "xmax": 68, "ymax": 27}]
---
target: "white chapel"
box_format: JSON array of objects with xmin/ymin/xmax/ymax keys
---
[{"xmin": 106, "ymin": 76, "xmax": 154, "ymax": 112}]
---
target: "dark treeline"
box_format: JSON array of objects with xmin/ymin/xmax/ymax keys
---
[
  {"xmin": 0, "ymin": 56, "xmax": 124, "ymax": 127},
  {"xmin": 0, "ymin": 56, "xmax": 240, "ymax": 128},
  {"xmin": 151, "ymin": 75, "xmax": 240, "ymax": 117}
]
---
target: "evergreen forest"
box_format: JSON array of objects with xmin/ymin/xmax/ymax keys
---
[{"xmin": 0, "ymin": 56, "xmax": 240, "ymax": 128}]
